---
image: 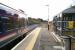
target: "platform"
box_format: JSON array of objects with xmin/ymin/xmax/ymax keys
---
[
  {"xmin": 11, "ymin": 27, "xmax": 64, "ymax": 50},
  {"xmin": 33, "ymin": 28, "xmax": 64, "ymax": 50}
]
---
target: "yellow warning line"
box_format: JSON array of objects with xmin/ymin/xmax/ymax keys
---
[{"xmin": 25, "ymin": 27, "xmax": 41, "ymax": 50}]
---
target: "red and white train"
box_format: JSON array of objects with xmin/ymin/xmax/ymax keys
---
[{"xmin": 0, "ymin": 3, "xmax": 37, "ymax": 47}]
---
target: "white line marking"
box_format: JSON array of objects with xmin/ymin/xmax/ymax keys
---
[
  {"xmin": 53, "ymin": 46, "xmax": 65, "ymax": 50},
  {"xmin": 51, "ymin": 32, "xmax": 61, "ymax": 42}
]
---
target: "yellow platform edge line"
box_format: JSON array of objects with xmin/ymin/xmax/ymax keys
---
[{"xmin": 25, "ymin": 27, "xmax": 41, "ymax": 50}]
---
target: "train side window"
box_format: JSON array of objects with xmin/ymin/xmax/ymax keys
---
[
  {"xmin": 7, "ymin": 16, "xmax": 14, "ymax": 30},
  {"xmin": 0, "ymin": 17, "xmax": 2, "ymax": 33},
  {"xmin": 1, "ymin": 16, "xmax": 8, "ymax": 32},
  {"xmin": 72, "ymin": 15, "xmax": 75, "ymax": 21}
]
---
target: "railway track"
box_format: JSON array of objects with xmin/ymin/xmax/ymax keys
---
[{"xmin": 0, "ymin": 25, "xmax": 38, "ymax": 50}]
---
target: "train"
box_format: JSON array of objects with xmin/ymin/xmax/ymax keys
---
[
  {"xmin": 53, "ymin": 6, "xmax": 75, "ymax": 36},
  {"xmin": 0, "ymin": 3, "xmax": 37, "ymax": 47}
]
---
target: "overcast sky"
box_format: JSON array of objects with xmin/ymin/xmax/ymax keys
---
[{"xmin": 0, "ymin": 0, "xmax": 73, "ymax": 21}]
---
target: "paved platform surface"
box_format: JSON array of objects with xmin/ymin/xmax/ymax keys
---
[{"xmin": 33, "ymin": 28, "xmax": 63, "ymax": 50}]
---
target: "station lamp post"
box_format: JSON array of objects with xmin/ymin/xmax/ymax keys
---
[{"xmin": 46, "ymin": 4, "xmax": 50, "ymax": 30}]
